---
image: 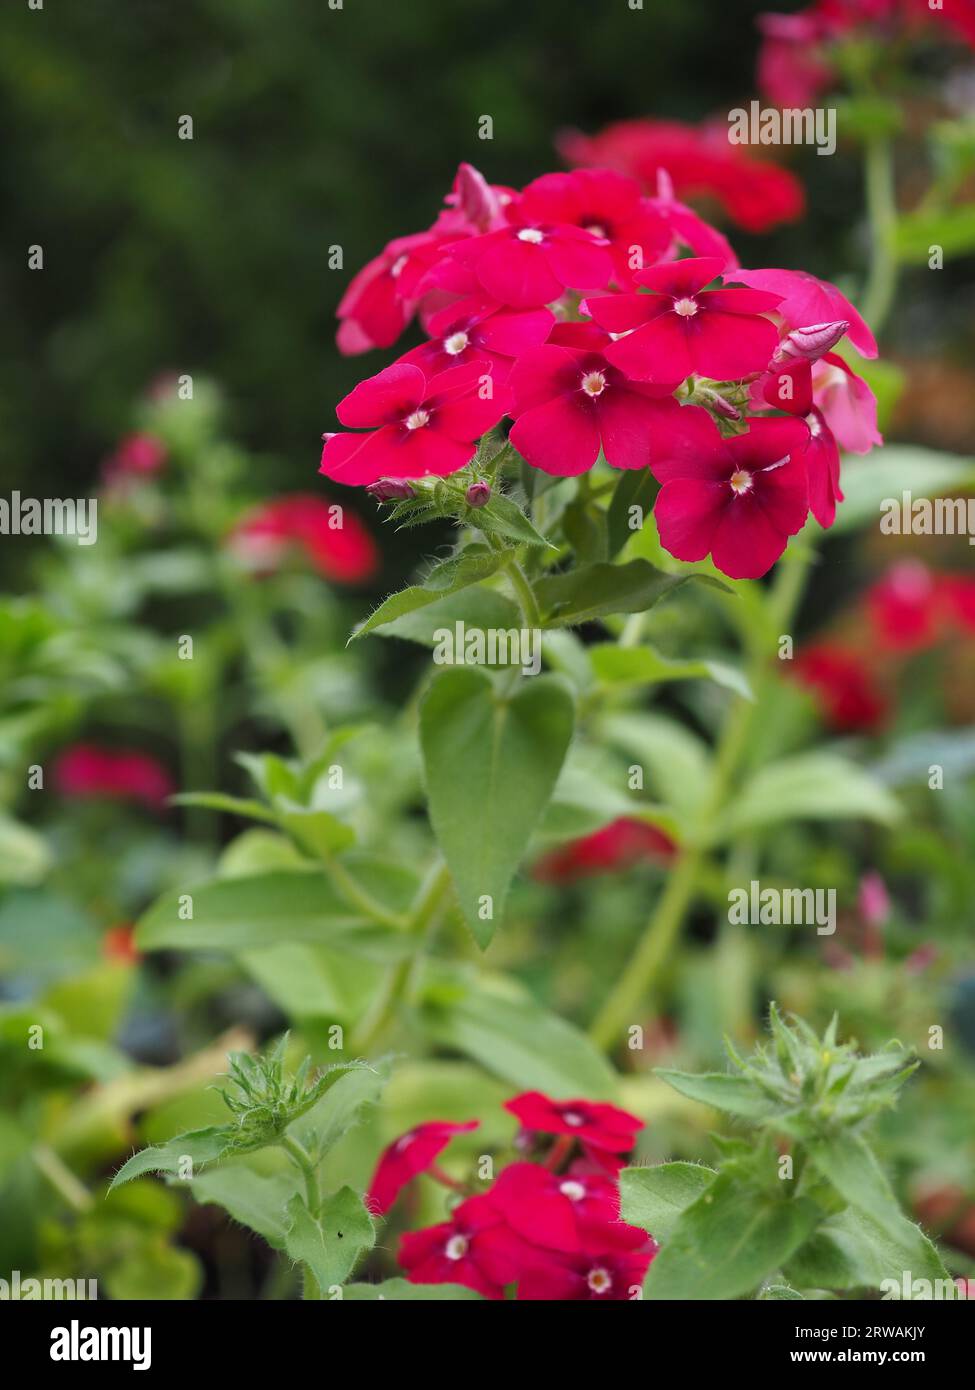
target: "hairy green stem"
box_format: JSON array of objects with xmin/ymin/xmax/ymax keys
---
[
  {"xmin": 280, "ymin": 1133, "xmax": 323, "ymax": 1300},
  {"xmin": 861, "ymin": 134, "xmax": 898, "ymax": 336},
  {"xmin": 588, "ymin": 553, "xmax": 814, "ymax": 1051}
]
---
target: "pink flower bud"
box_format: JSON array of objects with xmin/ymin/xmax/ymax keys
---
[
  {"xmin": 366, "ymin": 478, "xmax": 416, "ymax": 502},
  {"xmin": 705, "ymin": 389, "xmax": 741, "ymax": 421},
  {"xmin": 771, "ymin": 320, "xmax": 849, "ymax": 368},
  {"xmin": 857, "ymin": 871, "xmax": 890, "ymax": 929},
  {"xmin": 465, "ymin": 481, "xmax": 491, "ymax": 508}
]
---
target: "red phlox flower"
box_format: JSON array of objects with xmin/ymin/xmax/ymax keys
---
[
  {"xmin": 515, "ymin": 1221, "xmax": 658, "ymax": 1301},
  {"xmin": 230, "ymin": 493, "xmax": 379, "ymax": 584},
  {"xmin": 651, "ymin": 414, "xmax": 811, "ymax": 580},
  {"xmin": 517, "ymin": 168, "xmax": 672, "ymax": 287},
  {"xmin": 55, "ymin": 744, "xmax": 175, "ymax": 809},
  {"xmin": 792, "ymin": 643, "xmax": 889, "ymax": 731},
  {"xmin": 504, "ymin": 1091, "xmax": 643, "ymax": 1158},
  {"xmin": 489, "ymin": 1161, "xmax": 620, "ymax": 1255},
  {"xmin": 319, "ymin": 360, "xmax": 507, "ymax": 486},
  {"xmin": 731, "ymin": 266, "xmax": 878, "ymax": 359},
  {"xmin": 400, "ymin": 294, "xmax": 554, "ymax": 384},
  {"xmin": 757, "ymin": 12, "xmax": 836, "ymax": 107},
  {"xmin": 336, "ymin": 225, "xmax": 462, "ymax": 356},
  {"xmin": 534, "ymin": 816, "xmax": 677, "ymax": 883},
  {"xmin": 399, "ymin": 1192, "xmax": 533, "ymax": 1300},
  {"xmin": 943, "ymin": 574, "xmax": 975, "ymax": 634},
  {"xmin": 585, "ymin": 256, "xmax": 783, "ymax": 383},
  {"xmin": 507, "ymin": 322, "xmax": 687, "ymax": 477},
  {"xmin": 811, "ymin": 351, "xmax": 883, "ymax": 453},
  {"xmin": 102, "ymin": 433, "xmax": 167, "ymax": 485},
  {"xmin": 559, "ymin": 118, "xmax": 805, "ymax": 233},
  {"xmin": 430, "ymin": 203, "xmax": 615, "ymax": 310},
  {"xmin": 366, "ymin": 1119, "xmax": 479, "ymax": 1216},
  {"xmin": 758, "ymin": 361, "xmax": 843, "ymax": 527}
]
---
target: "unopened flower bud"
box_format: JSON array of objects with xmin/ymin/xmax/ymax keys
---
[
  {"xmin": 366, "ymin": 478, "xmax": 416, "ymax": 502},
  {"xmin": 771, "ymin": 320, "xmax": 849, "ymax": 368},
  {"xmin": 704, "ymin": 389, "xmax": 741, "ymax": 421},
  {"xmin": 466, "ymin": 480, "xmax": 491, "ymax": 508}
]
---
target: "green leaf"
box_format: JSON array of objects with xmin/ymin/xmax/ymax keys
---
[
  {"xmin": 420, "ymin": 668, "xmax": 574, "ymax": 945},
  {"xmin": 655, "ymin": 1069, "xmax": 776, "ymax": 1119},
  {"xmin": 340, "ymin": 1279, "xmax": 483, "ymax": 1300},
  {"xmin": 473, "ymin": 491, "xmax": 552, "ymax": 547},
  {"xmin": 420, "ymin": 975, "xmax": 618, "ymax": 1099},
  {"xmin": 366, "ymin": 586, "xmax": 522, "ymax": 648},
  {"xmin": 169, "ymin": 792, "xmax": 277, "ymax": 824},
  {"xmin": 619, "ymin": 1162, "xmax": 717, "ymax": 1242},
  {"xmin": 607, "ymin": 469, "xmax": 660, "ymax": 558},
  {"xmin": 810, "ymin": 1135, "xmax": 886, "ymax": 1214},
  {"xmin": 600, "ymin": 711, "xmax": 712, "ymax": 827},
  {"xmin": 759, "ymin": 1283, "xmax": 804, "ymax": 1300},
  {"xmin": 895, "ymin": 204, "xmax": 975, "ymax": 263},
  {"xmin": 711, "ymin": 753, "xmax": 901, "ymax": 843},
  {"xmin": 192, "ymin": 1161, "xmax": 299, "ymax": 1250},
  {"xmin": 110, "ymin": 1127, "xmax": 233, "ymax": 1189},
  {"xmin": 785, "ymin": 1204, "xmax": 951, "ymax": 1293},
  {"xmin": 275, "ymin": 807, "xmax": 355, "ymax": 857},
  {"xmin": 831, "ymin": 445, "xmax": 975, "ymax": 533},
  {"xmin": 350, "ymin": 549, "xmax": 506, "ymax": 641},
  {"xmin": 289, "ymin": 1057, "xmax": 388, "ymax": 1158},
  {"xmin": 535, "ymin": 559, "xmax": 726, "ymax": 627},
  {"xmin": 643, "ymin": 1176, "xmax": 821, "ymax": 1301},
  {"xmin": 136, "ymin": 871, "xmax": 411, "ymax": 959},
  {"xmin": 284, "ymin": 1188, "xmax": 374, "ymax": 1291},
  {"xmin": 0, "ymin": 815, "xmax": 50, "ymax": 886},
  {"xmin": 102, "ymin": 1236, "xmax": 203, "ymax": 1301},
  {"xmin": 590, "ymin": 643, "xmax": 752, "ymax": 699}
]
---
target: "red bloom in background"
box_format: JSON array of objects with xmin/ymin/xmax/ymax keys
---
[
  {"xmin": 559, "ymin": 118, "xmax": 805, "ymax": 233},
  {"xmin": 102, "ymin": 924, "xmax": 141, "ymax": 965},
  {"xmin": 517, "ymin": 168, "xmax": 671, "ymax": 286},
  {"xmin": 55, "ymin": 745, "xmax": 175, "ymax": 809},
  {"xmin": 507, "ymin": 323, "xmax": 685, "ymax": 477},
  {"xmin": 399, "ymin": 1193, "xmax": 531, "ymax": 1300},
  {"xmin": 866, "ymin": 562, "xmax": 945, "ymax": 652},
  {"xmin": 230, "ymin": 494, "xmax": 378, "ymax": 584},
  {"xmin": 505, "ymin": 1091, "xmax": 643, "ymax": 1158},
  {"xmin": 757, "ymin": 12, "xmax": 835, "ymax": 107},
  {"xmin": 732, "ymin": 267, "xmax": 878, "ymax": 360},
  {"xmin": 585, "ymin": 257, "xmax": 782, "ymax": 383},
  {"xmin": 490, "ymin": 1162, "xmax": 620, "ymax": 1254},
  {"xmin": 517, "ymin": 1222, "xmax": 657, "ymax": 1301},
  {"xmin": 319, "ymin": 360, "xmax": 506, "ymax": 486},
  {"xmin": 534, "ymin": 817, "xmax": 677, "ymax": 883},
  {"xmin": 102, "ymin": 433, "xmax": 167, "ymax": 485},
  {"xmin": 400, "ymin": 295, "xmax": 553, "ymax": 384},
  {"xmin": 943, "ymin": 575, "xmax": 975, "ymax": 634},
  {"xmin": 793, "ymin": 643, "xmax": 889, "ymax": 731},
  {"xmin": 652, "ymin": 415, "xmax": 810, "ymax": 580},
  {"xmin": 367, "ymin": 1120, "xmax": 479, "ymax": 1215}
]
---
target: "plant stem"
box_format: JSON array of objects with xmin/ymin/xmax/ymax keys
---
[
  {"xmin": 280, "ymin": 1134, "xmax": 323, "ymax": 1300},
  {"xmin": 505, "ymin": 555, "xmax": 543, "ymax": 628},
  {"xmin": 862, "ymin": 133, "xmax": 898, "ymax": 336},
  {"xmin": 32, "ymin": 1144, "xmax": 93, "ymax": 1213},
  {"xmin": 348, "ymin": 860, "xmax": 454, "ymax": 1054},
  {"xmin": 320, "ymin": 851, "xmax": 407, "ymax": 930},
  {"xmin": 588, "ymin": 553, "xmax": 814, "ymax": 1051}
]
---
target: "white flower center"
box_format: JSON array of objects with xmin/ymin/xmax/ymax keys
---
[
  {"xmin": 729, "ymin": 469, "xmax": 753, "ymax": 495},
  {"xmin": 806, "ymin": 411, "xmax": 821, "ymax": 437},
  {"xmin": 559, "ymin": 1180, "xmax": 586, "ymax": 1202},
  {"xmin": 581, "ymin": 370, "xmax": 607, "ymax": 397},
  {"xmin": 587, "ymin": 1267, "xmax": 612, "ymax": 1294},
  {"xmin": 390, "ymin": 255, "xmax": 408, "ymax": 278},
  {"xmin": 562, "ymin": 1111, "xmax": 585, "ymax": 1128},
  {"xmin": 444, "ymin": 331, "xmax": 470, "ymax": 356},
  {"xmin": 517, "ymin": 228, "xmax": 545, "ymax": 244},
  {"xmin": 445, "ymin": 1235, "xmax": 469, "ymax": 1261},
  {"xmin": 584, "ymin": 223, "xmax": 606, "ymax": 238},
  {"xmin": 673, "ymin": 297, "xmax": 699, "ymax": 318},
  {"xmin": 405, "ymin": 409, "xmax": 430, "ymax": 430}
]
